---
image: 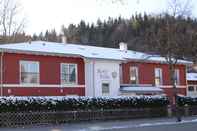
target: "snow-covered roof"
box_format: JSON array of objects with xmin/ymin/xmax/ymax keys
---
[
  {"xmin": 120, "ymin": 86, "xmax": 163, "ymax": 94},
  {"xmin": 0, "ymin": 41, "xmax": 192, "ymax": 64},
  {"xmin": 187, "ymin": 73, "xmax": 197, "ymax": 81}
]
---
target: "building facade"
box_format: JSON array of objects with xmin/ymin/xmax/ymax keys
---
[
  {"xmin": 0, "ymin": 41, "xmax": 191, "ymax": 99},
  {"xmin": 121, "ymin": 62, "xmax": 187, "ymax": 99},
  {"xmin": 187, "ymin": 73, "xmax": 197, "ymax": 97},
  {"xmin": 1, "ymin": 52, "xmax": 85, "ymax": 96}
]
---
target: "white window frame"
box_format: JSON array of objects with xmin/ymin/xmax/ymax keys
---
[
  {"xmin": 188, "ymin": 86, "xmax": 195, "ymax": 92},
  {"xmin": 154, "ymin": 68, "xmax": 163, "ymax": 86},
  {"xmin": 129, "ymin": 66, "xmax": 139, "ymax": 84},
  {"xmin": 174, "ymin": 69, "xmax": 180, "ymax": 85},
  {"xmin": 60, "ymin": 63, "xmax": 78, "ymax": 85},
  {"xmin": 20, "ymin": 60, "xmax": 40, "ymax": 85}
]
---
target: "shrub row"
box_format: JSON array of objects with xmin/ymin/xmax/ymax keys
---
[
  {"xmin": 0, "ymin": 96, "xmax": 169, "ymax": 112},
  {"xmin": 177, "ymin": 96, "xmax": 197, "ymax": 106}
]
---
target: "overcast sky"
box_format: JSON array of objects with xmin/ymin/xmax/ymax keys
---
[{"xmin": 20, "ymin": 0, "xmax": 195, "ymax": 35}]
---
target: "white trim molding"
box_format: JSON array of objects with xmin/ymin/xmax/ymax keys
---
[
  {"xmin": 2, "ymin": 84, "xmax": 85, "ymax": 88},
  {"xmin": 187, "ymin": 84, "xmax": 197, "ymax": 87}
]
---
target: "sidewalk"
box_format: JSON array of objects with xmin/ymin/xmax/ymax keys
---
[{"xmin": 2, "ymin": 116, "xmax": 197, "ymax": 131}]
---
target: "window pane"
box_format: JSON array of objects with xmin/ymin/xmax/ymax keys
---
[
  {"xmin": 29, "ymin": 63, "xmax": 39, "ymax": 73},
  {"xmin": 69, "ymin": 65, "xmax": 76, "ymax": 83},
  {"xmin": 61, "ymin": 73, "xmax": 69, "ymax": 83},
  {"xmin": 20, "ymin": 61, "xmax": 39, "ymax": 84},
  {"xmin": 155, "ymin": 69, "xmax": 160, "ymax": 77},
  {"xmin": 30, "ymin": 73, "xmax": 39, "ymax": 83},
  {"xmin": 155, "ymin": 78, "xmax": 160, "ymax": 86},
  {"xmin": 21, "ymin": 63, "xmax": 28, "ymax": 72},
  {"xmin": 61, "ymin": 64, "xmax": 68, "ymax": 84},
  {"xmin": 21, "ymin": 72, "xmax": 27, "ymax": 83},
  {"xmin": 62, "ymin": 64, "xmax": 69, "ymax": 74},
  {"xmin": 130, "ymin": 67, "xmax": 138, "ymax": 84},
  {"xmin": 21, "ymin": 73, "xmax": 38, "ymax": 84},
  {"xmin": 61, "ymin": 64, "xmax": 77, "ymax": 84},
  {"xmin": 155, "ymin": 68, "xmax": 162, "ymax": 86},
  {"xmin": 102, "ymin": 83, "xmax": 110, "ymax": 94},
  {"xmin": 174, "ymin": 69, "xmax": 180, "ymax": 85},
  {"xmin": 188, "ymin": 86, "xmax": 194, "ymax": 92}
]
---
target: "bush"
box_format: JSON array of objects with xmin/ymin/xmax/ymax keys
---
[
  {"xmin": 177, "ymin": 96, "xmax": 197, "ymax": 106},
  {"xmin": 0, "ymin": 96, "xmax": 169, "ymax": 112}
]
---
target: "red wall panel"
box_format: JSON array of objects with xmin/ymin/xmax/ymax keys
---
[
  {"xmin": 122, "ymin": 62, "xmax": 187, "ymax": 86},
  {"xmin": 162, "ymin": 88, "xmax": 186, "ymax": 103},
  {"xmin": 2, "ymin": 53, "xmax": 85, "ymax": 96},
  {"xmin": 162, "ymin": 88, "xmax": 186, "ymax": 97},
  {"xmin": 3, "ymin": 53, "xmax": 85, "ymax": 85},
  {"xmin": 3, "ymin": 87, "xmax": 85, "ymax": 96},
  {"xmin": 122, "ymin": 62, "xmax": 187, "ymax": 99}
]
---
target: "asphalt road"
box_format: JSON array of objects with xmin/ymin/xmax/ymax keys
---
[
  {"xmin": 1, "ymin": 117, "xmax": 197, "ymax": 131},
  {"xmin": 105, "ymin": 121, "xmax": 197, "ymax": 131}
]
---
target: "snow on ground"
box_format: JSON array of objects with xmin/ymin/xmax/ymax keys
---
[{"xmin": 79, "ymin": 117, "xmax": 197, "ymax": 131}]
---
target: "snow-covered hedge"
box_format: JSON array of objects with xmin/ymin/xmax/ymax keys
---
[
  {"xmin": 177, "ymin": 96, "xmax": 197, "ymax": 106},
  {"xmin": 0, "ymin": 96, "xmax": 169, "ymax": 112}
]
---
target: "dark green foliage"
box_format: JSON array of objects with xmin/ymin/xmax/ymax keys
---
[
  {"xmin": 31, "ymin": 14, "xmax": 197, "ymax": 62},
  {"xmin": 177, "ymin": 96, "xmax": 197, "ymax": 106},
  {"xmin": 0, "ymin": 96, "xmax": 169, "ymax": 112}
]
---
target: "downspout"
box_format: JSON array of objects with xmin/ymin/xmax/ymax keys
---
[
  {"xmin": 185, "ymin": 65, "xmax": 188, "ymax": 96},
  {"xmin": 0, "ymin": 49, "xmax": 4, "ymax": 96}
]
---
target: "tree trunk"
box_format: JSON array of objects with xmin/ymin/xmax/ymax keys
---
[{"xmin": 169, "ymin": 63, "xmax": 181, "ymax": 122}]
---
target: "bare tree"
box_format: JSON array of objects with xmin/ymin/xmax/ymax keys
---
[
  {"xmin": 146, "ymin": 0, "xmax": 196, "ymax": 122},
  {"xmin": 0, "ymin": 0, "xmax": 26, "ymax": 43},
  {"xmin": 167, "ymin": 0, "xmax": 193, "ymax": 17}
]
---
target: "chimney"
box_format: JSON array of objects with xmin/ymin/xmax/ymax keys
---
[
  {"xmin": 61, "ymin": 36, "xmax": 67, "ymax": 44},
  {"xmin": 119, "ymin": 42, "xmax": 127, "ymax": 52}
]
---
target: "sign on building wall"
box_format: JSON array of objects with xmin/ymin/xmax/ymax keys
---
[
  {"xmin": 97, "ymin": 69, "xmax": 118, "ymax": 80},
  {"xmin": 97, "ymin": 69, "xmax": 110, "ymax": 80}
]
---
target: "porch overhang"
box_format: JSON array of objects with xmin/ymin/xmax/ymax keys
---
[{"xmin": 120, "ymin": 84, "xmax": 164, "ymax": 94}]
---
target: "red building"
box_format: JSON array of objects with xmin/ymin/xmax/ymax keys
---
[
  {"xmin": 187, "ymin": 73, "xmax": 197, "ymax": 97},
  {"xmin": 1, "ymin": 52, "xmax": 85, "ymax": 96},
  {"xmin": 121, "ymin": 62, "xmax": 187, "ymax": 99},
  {"xmin": 0, "ymin": 41, "xmax": 192, "ymax": 100}
]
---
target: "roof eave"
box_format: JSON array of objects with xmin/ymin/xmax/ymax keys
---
[
  {"xmin": 124, "ymin": 58, "xmax": 192, "ymax": 65},
  {"xmin": 0, "ymin": 48, "xmax": 83, "ymax": 58}
]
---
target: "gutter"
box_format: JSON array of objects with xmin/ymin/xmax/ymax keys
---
[
  {"xmin": 1, "ymin": 48, "xmax": 83, "ymax": 58},
  {"xmin": 124, "ymin": 58, "xmax": 192, "ymax": 66},
  {"xmin": 185, "ymin": 67, "xmax": 188, "ymax": 96}
]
